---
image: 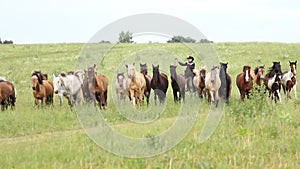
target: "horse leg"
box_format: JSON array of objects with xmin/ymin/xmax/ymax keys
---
[
  {"xmin": 293, "ymin": 85, "xmax": 297, "ymax": 99},
  {"xmin": 130, "ymin": 89, "xmax": 135, "ymax": 107},
  {"xmin": 173, "ymin": 90, "xmax": 177, "ymax": 103},
  {"xmin": 181, "ymin": 88, "xmax": 185, "ymax": 102},
  {"xmin": 215, "ymin": 91, "xmax": 219, "ymax": 107},
  {"xmin": 154, "ymin": 90, "xmax": 157, "ymax": 105}
]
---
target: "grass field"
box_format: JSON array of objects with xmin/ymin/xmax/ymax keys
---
[{"xmin": 0, "ymin": 42, "xmax": 299, "ymax": 168}]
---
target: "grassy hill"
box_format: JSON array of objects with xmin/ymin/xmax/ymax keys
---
[{"xmin": 0, "ymin": 43, "xmax": 299, "ymax": 168}]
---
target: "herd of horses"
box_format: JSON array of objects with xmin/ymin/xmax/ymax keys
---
[
  {"xmin": 115, "ymin": 60, "xmax": 297, "ymax": 108},
  {"xmin": 0, "ymin": 60, "xmax": 297, "ymax": 111}
]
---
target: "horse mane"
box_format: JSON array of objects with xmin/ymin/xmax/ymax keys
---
[{"xmin": 32, "ymin": 72, "xmax": 43, "ymax": 84}]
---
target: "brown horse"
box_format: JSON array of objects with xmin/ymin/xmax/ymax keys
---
[
  {"xmin": 151, "ymin": 65, "xmax": 169, "ymax": 105},
  {"xmin": 0, "ymin": 80, "xmax": 16, "ymax": 111},
  {"xmin": 251, "ymin": 65, "xmax": 265, "ymax": 86},
  {"xmin": 236, "ymin": 66, "xmax": 253, "ymax": 101},
  {"xmin": 31, "ymin": 71, "xmax": 54, "ymax": 105},
  {"xmin": 140, "ymin": 63, "xmax": 152, "ymax": 106},
  {"xmin": 87, "ymin": 65, "xmax": 108, "ymax": 109},
  {"xmin": 170, "ymin": 65, "xmax": 185, "ymax": 103},
  {"xmin": 193, "ymin": 68, "xmax": 206, "ymax": 98},
  {"xmin": 126, "ymin": 63, "xmax": 146, "ymax": 108}
]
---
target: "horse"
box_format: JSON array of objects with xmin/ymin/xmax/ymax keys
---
[
  {"xmin": 115, "ymin": 72, "xmax": 127, "ymax": 102},
  {"xmin": 264, "ymin": 62, "xmax": 282, "ymax": 102},
  {"xmin": 281, "ymin": 61, "xmax": 297, "ymax": 100},
  {"xmin": 170, "ymin": 65, "xmax": 185, "ymax": 103},
  {"xmin": 219, "ymin": 62, "xmax": 232, "ymax": 102},
  {"xmin": 251, "ymin": 65, "xmax": 265, "ymax": 86},
  {"xmin": 193, "ymin": 68, "xmax": 206, "ymax": 98},
  {"xmin": 126, "ymin": 63, "xmax": 146, "ymax": 108},
  {"xmin": 53, "ymin": 71, "xmax": 84, "ymax": 106},
  {"xmin": 151, "ymin": 65, "xmax": 169, "ymax": 105},
  {"xmin": 87, "ymin": 65, "xmax": 108, "ymax": 109},
  {"xmin": 31, "ymin": 71, "xmax": 54, "ymax": 106},
  {"xmin": 236, "ymin": 66, "xmax": 253, "ymax": 101},
  {"xmin": 0, "ymin": 80, "xmax": 16, "ymax": 111},
  {"xmin": 205, "ymin": 66, "xmax": 221, "ymax": 107},
  {"xmin": 140, "ymin": 63, "xmax": 152, "ymax": 106}
]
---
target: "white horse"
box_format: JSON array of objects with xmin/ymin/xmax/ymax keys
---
[
  {"xmin": 281, "ymin": 61, "xmax": 297, "ymax": 100},
  {"xmin": 53, "ymin": 71, "xmax": 84, "ymax": 106},
  {"xmin": 205, "ymin": 66, "xmax": 221, "ymax": 107},
  {"xmin": 115, "ymin": 72, "xmax": 127, "ymax": 102}
]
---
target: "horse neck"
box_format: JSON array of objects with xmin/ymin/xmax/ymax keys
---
[
  {"xmin": 255, "ymin": 74, "xmax": 261, "ymax": 85},
  {"xmin": 153, "ymin": 71, "xmax": 160, "ymax": 83}
]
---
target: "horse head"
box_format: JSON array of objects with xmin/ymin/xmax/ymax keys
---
[
  {"xmin": 210, "ymin": 66, "xmax": 220, "ymax": 83},
  {"xmin": 289, "ymin": 61, "xmax": 297, "ymax": 76},
  {"xmin": 87, "ymin": 65, "xmax": 97, "ymax": 83},
  {"xmin": 31, "ymin": 71, "xmax": 43, "ymax": 90},
  {"xmin": 152, "ymin": 64, "xmax": 160, "ymax": 81},
  {"xmin": 126, "ymin": 63, "xmax": 136, "ymax": 78},
  {"xmin": 170, "ymin": 65, "xmax": 177, "ymax": 79},
  {"xmin": 220, "ymin": 62, "xmax": 228, "ymax": 72},
  {"xmin": 140, "ymin": 63, "xmax": 148, "ymax": 75},
  {"xmin": 271, "ymin": 62, "xmax": 282, "ymax": 74},
  {"xmin": 200, "ymin": 68, "xmax": 206, "ymax": 79},
  {"xmin": 53, "ymin": 74, "xmax": 63, "ymax": 94},
  {"xmin": 243, "ymin": 66, "xmax": 251, "ymax": 82},
  {"xmin": 117, "ymin": 72, "xmax": 125, "ymax": 87}
]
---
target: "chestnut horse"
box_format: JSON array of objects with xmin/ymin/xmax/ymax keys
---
[
  {"xmin": 87, "ymin": 65, "xmax": 108, "ymax": 109},
  {"xmin": 31, "ymin": 71, "xmax": 54, "ymax": 105},
  {"xmin": 236, "ymin": 66, "xmax": 253, "ymax": 101},
  {"xmin": 170, "ymin": 65, "xmax": 185, "ymax": 103},
  {"xmin": 151, "ymin": 65, "xmax": 169, "ymax": 105},
  {"xmin": 193, "ymin": 68, "xmax": 206, "ymax": 98},
  {"xmin": 264, "ymin": 62, "xmax": 282, "ymax": 102},
  {"xmin": 140, "ymin": 63, "xmax": 152, "ymax": 106},
  {"xmin": 126, "ymin": 63, "xmax": 146, "ymax": 108},
  {"xmin": 0, "ymin": 80, "xmax": 16, "ymax": 111},
  {"xmin": 281, "ymin": 61, "xmax": 297, "ymax": 100},
  {"xmin": 219, "ymin": 62, "xmax": 232, "ymax": 102},
  {"xmin": 251, "ymin": 65, "xmax": 265, "ymax": 86}
]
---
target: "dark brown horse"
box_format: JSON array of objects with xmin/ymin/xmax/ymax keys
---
[
  {"xmin": 236, "ymin": 66, "xmax": 253, "ymax": 101},
  {"xmin": 31, "ymin": 71, "xmax": 54, "ymax": 105},
  {"xmin": 264, "ymin": 62, "xmax": 282, "ymax": 102},
  {"xmin": 219, "ymin": 62, "xmax": 232, "ymax": 102},
  {"xmin": 0, "ymin": 80, "xmax": 16, "ymax": 111},
  {"xmin": 151, "ymin": 65, "xmax": 169, "ymax": 105},
  {"xmin": 87, "ymin": 65, "xmax": 108, "ymax": 109},
  {"xmin": 140, "ymin": 63, "xmax": 152, "ymax": 106},
  {"xmin": 170, "ymin": 65, "xmax": 185, "ymax": 103}
]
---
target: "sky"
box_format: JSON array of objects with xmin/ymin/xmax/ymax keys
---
[{"xmin": 1, "ymin": 0, "xmax": 300, "ymax": 44}]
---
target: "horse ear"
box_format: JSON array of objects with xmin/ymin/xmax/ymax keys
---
[
  {"xmin": 125, "ymin": 64, "xmax": 128, "ymax": 68},
  {"xmin": 133, "ymin": 63, "xmax": 135, "ymax": 66},
  {"xmin": 226, "ymin": 62, "xmax": 228, "ymax": 65},
  {"xmin": 53, "ymin": 74, "xmax": 56, "ymax": 78},
  {"xmin": 93, "ymin": 64, "xmax": 97, "ymax": 68},
  {"xmin": 152, "ymin": 64, "xmax": 154, "ymax": 68}
]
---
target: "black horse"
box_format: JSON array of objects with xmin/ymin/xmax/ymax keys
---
[
  {"xmin": 219, "ymin": 62, "xmax": 232, "ymax": 102},
  {"xmin": 170, "ymin": 65, "xmax": 185, "ymax": 103}
]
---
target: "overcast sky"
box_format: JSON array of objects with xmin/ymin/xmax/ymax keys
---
[{"xmin": 1, "ymin": 0, "xmax": 299, "ymax": 44}]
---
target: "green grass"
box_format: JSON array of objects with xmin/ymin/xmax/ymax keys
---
[{"xmin": 0, "ymin": 42, "xmax": 299, "ymax": 168}]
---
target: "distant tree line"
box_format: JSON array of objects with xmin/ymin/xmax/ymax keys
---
[
  {"xmin": 0, "ymin": 37, "xmax": 13, "ymax": 44},
  {"xmin": 167, "ymin": 35, "xmax": 213, "ymax": 43},
  {"xmin": 116, "ymin": 31, "xmax": 213, "ymax": 44}
]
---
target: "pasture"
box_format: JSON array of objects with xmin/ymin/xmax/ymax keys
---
[{"xmin": 0, "ymin": 42, "xmax": 299, "ymax": 168}]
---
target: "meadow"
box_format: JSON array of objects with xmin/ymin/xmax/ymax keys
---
[{"xmin": 0, "ymin": 42, "xmax": 299, "ymax": 168}]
